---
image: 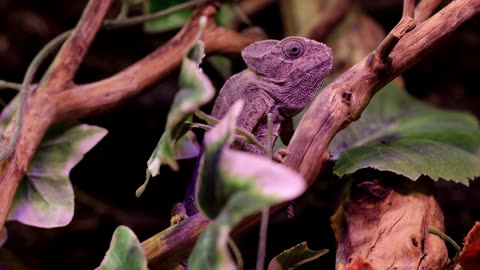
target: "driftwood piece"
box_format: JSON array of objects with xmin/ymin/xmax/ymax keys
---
[{"xmin": 332, "ymin": 176, "xmax": 448, "ymax": 269}]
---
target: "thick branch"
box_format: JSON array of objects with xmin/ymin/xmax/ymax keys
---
[
  {"xmin": 140, "ymin": 0, "xmax": 480, "ymax": 268},
  {"xmin": 56, "ymin": 6, "xmax": 258, "ymax": 118},
  {"xmin": 415, "ymin": 0, "xmax": 444, "ymax": 23},
  {"xmin": 42, "ymin": 0, "xmax": 113, "ymax": 91},
  {"xmin": 0, "ymin": 0, "xmax": 112, "ymax": 232},
  {"xmin": 0, "ymin": 3, "xmax": 262, "ymax": 233},
  {"xmin": 287, "ymin": 0, "xmax": 479, "ymax": 183}
]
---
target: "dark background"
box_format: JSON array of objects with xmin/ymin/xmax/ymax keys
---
[{"xmin": 0, "ymin": 0, "xmax": 479, "ymax": 269}]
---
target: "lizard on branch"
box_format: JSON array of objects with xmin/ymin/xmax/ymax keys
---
[{"xmin": 179, "ymin": 36, "xmax": 334, "ymax": 217}]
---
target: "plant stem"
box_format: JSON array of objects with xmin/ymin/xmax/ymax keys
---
[
  {"xmin": 0, "ymin": 81, "xmax": 22, "ymax": 91},
  {"xmin": 194, "ymin": 110, "xmax": 270, "ymax": 154},
  {"xmin": 0, "ymin": 30, "xmax": 72, "ymax": 161},
  {"xmin": 228, "ymin": 238, "xmax": 244, "ymax": 270},
  {"xmin": 256, "ymin": 113, "xmax": 273, "ymax": 270},
  {"xmin": 103, "ymin": 0, "xmax": 202, "ymax": 29},
  {"xmin": 428, "ymin": 227, "xmax": 461, "ymax": 261}
]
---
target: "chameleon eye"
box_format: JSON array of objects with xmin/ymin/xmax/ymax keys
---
[{"xmin": 282, "ymin": 40, "xmax": 305, "ymax": 59}]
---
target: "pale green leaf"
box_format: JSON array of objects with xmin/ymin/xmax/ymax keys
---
[
  {"xmin": 150, "ymin": 39, "xmax": 214, "ymax": 173},
  {"xmin": 197, "ymin": 100, "xmax": 306, "ymax": 223},
  {"xmin": 330, "ymin": 83, "xmax": 480, "ymax": 184},
  {"xmin": 268, "ymin": 242, "xmax": 328, "ymax": 270},
  {"xmin": 143, "ymin": 1, "xmax": 236, "ymax": 34},
  {"xmin": 7, "ymin": 123, "xmax": 107, "ymax": 227},
  {"xmin": 98, "ymin": 226, "xmax": 149, "ymax": 270},
  {"xmin": 188, "ymin": 223, "xmax": 236, "ymax": 270},
  {"xmin": 143, "ymin": 0, "xmax": 193, "ymax": 33},
  {"xmin": 215, "ymin": 150, "xmax": 306, "ymax": 227}
]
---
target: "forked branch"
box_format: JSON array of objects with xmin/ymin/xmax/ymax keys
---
[{"xmin": 0, "ymin": 1, "xmax": 262, "ymax": 230}]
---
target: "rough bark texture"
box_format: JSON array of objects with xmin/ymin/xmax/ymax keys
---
[
  {"xmin": 332, "ymin": 176, "xmax": 448, "ymax": 269},
  {"xmin": 0, "ymin": 2, "xmax": 262, "ymax": 231}
]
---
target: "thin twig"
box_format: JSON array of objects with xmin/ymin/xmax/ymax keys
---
[
  {"xmin": 0, "ymin": 81, "xmax": 22, "ymax": 91},
  {"xmin": 0, "ymin": 30, "xmax": 72, "ymax": 162},
  {"xmin": 371, "ymin": 0, "xmax": 416, "ymax": 71},
  {"xmin": 256, "ymin": 113, "xmax": 273, "ymax": 270},
  {"xmin": 103, "ymin": 0, "xmax": 203, "ymax": 29},
  {"xmin": 415, "ymin": 0, "xmax": 444, "ymax": 23},
  {"xmin": 194, "ymin": 110, "xmax": 269, "ymax": 153},
  {"xmin": 428, "ymin": 227, "xmax": 461, "ymax": 261}
]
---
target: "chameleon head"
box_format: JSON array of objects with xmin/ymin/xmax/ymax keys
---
[{"xmin": 241, "ymin": 36, "xmax": 333, "ymax": 116}]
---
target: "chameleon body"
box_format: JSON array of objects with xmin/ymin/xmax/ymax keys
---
[{"xmin": 182, "ymin": 36, "xmax": 333, "ymax": 216}]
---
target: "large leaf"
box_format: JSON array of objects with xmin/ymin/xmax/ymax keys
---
[
  {"xmin": 146, "ymin": 38, "xmax": 213, "ymax": 175},
  {"xmin": 330, "ymin": 83, "xmax": 480, "ymax": 184},
  {"xmin": 7, "ymin": 123, "xmax": 107, "ymax": 228},
  {"xmin": 268, "ymin": 242, "xmax": 328, "ymax": 270},
  {"xmin": 198, "ymin": 100, "xmax": 306, "ymax": 223},
  {"xmin": 140, "ymin": 35, "xmax": 214, "ymax": 196},
  {"xmin": 188, "ymin": 223, "xmax": 236, "ymax": 270},
  {"xmin": 190, "ymin": 101, "xmax": 306, "ymax": 269},
  {"xmin": 98, "ymin": 226, "xmax": 149, "ymax": 270}
]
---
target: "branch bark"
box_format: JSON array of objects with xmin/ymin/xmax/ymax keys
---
[
  {"xmin": 0, "ymin": 3, "xmax": 262, "ymax": 230},
  {"xmin": 139, "ymin": 0, "xmax": 480, "ymax": 268},
  {"xmin": 0, "ymin": 0, "xmax": 113, "ymax": 230}
]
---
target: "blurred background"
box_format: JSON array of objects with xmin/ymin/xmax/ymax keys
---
[{"xmin": 0, "ymin": 0, "xmax": 479, "ymax": 269}]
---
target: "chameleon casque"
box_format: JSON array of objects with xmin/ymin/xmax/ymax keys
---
[{"xmin": 182, "ymin": 36, "xmax": 333, "ymax": 216}]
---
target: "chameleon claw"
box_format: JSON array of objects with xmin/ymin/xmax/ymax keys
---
[{"xmin": 273, "ymin": 148, "xmax": 288, "ymax": 163}]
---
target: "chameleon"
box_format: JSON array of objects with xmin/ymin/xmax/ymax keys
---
[{"xmin": 177, "ymin": 36, "xmax": 333, "ymax": 219}]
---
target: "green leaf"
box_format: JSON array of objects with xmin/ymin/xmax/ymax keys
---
[
  {"xmin": 330, "ymin": 83, "xmax": 480, "ymax": 184},
  {"xmin": 141, "ymin": 32, "xmax": 213, "ymax": 196},
  {"xmin": 7, "ymin": 123, "xmax": 107, "ymax": 228},
  {"xmin": 188, "ymin": 223, "xmax": 236, "ymax": 270},
  {"xmin": 143, "ymin": 1, "xmax": 236, "ymax": 34},
  {"xmin": 146, "ymin": 119, "xmax": 193, "ymax": 177},
  {"xmin": 190, "ymin": 100, "xmax": 306, "ymax": 269},
  {"xmin": 98, "ymin": 226, "xmax": 149, "ymax": 270},
  {"xmin": 143, "ymin": 0, "xmax": 193, "ymax": 33},
  {"xmin": 150, "ymin": 39, "xmax": 214, "ymax": 173},
  {"xmin": 268, "ymin": 242, "xmax": 328, "ymax": 270},
  {"xmin": 197, "ymin": 100, "xmax": 306, "ymax": 224},
  {"xmin": 215, "ymin": 150, "xmax": 306, "ymax": 227}
]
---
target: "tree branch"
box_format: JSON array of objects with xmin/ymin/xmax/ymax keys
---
[
  {"xmin": 415, "ymin": 0, "xmax": 445, "ymax": 23},
  {"xmin": 0, "ymin": 0, "xmax": 113, "ymax": 231},
  {"xmin": 0, "ymin": 2, "xmax": 262, "ymax": 233},
  {"xmin": 139, "ymin": 0, "xmax": 480, "ymax": 268},
  {"xmin": 42, "ymin": 0, "xmax": 113, "ymax": 91}
]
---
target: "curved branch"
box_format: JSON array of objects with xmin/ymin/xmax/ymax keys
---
[
  {"xmin": 0, "ymin": 0, "xmax": 112, "ymax": 231},
  {"xmin": 0, "ymin": 2, "xmax": 262, "ymax": 233},
  {"xmin": 56, "ymin": 6, "xmax": 260, "ymax": 118}
]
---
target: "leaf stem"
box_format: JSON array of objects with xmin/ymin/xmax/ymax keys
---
[
  {"xmin": 228, "ymin": 238, "xmax": 244, "ymax": 270},
  {"xmin": 256, "ymin": 113, "xmax": 273, "ymax": 270},
  {"xmin": 0, "ymin": 30, "xmax": 72, "ymax": 162},
  {"xmin": 194, "ymin": 110, "xmax": 270, "ymax": 154},
  {"xmin": 0, "ymin": 80, "xmax": 22, "ymax": 91},
  {"xmin": 428, "ymin": 227, "xmax": 461, "ymax": 261},
  {"xmin": 103, "ymin": 0, "xmax": 203, "ymax": 29}
]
